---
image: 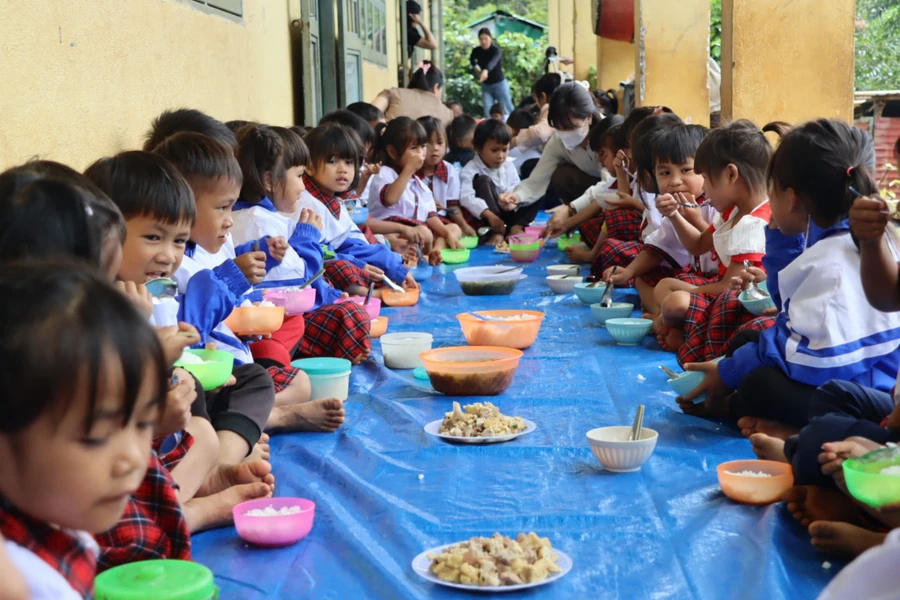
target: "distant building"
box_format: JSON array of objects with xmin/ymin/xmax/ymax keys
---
[{"xmin": 467, "ymin": 10, "xmax": 547, "ymax": 41}]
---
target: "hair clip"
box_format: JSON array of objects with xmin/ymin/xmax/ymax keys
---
[
  {"xmin": 846, "ymin": 166, "xmax": 856, "ymax": 178},
  {"xmin": 84, "ymin": 205, "xmax": 94, "ymax": 217}
]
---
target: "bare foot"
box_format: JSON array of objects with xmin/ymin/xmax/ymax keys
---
[
  {"xmin": 485, "ymin": 233, "xmax": 504, "ymax": 247},
  {"xmin": 808, "ymin": 521, "xmax": 886, "ymax": 559},
  {"xmin": 565, "ymin": 246, "xmax": 594, "ymax": 264},
  {"xmin": 658, "ymin": 327, "xmax": 684, "ymax": 352},
  {"xmin": 245, "ymin": 433, "xmax": 270, "ymax": 463},
  {"xmin": 197, "ymin": 459, "xmax": 275, "ymax": 498},
  {"xmin": 676, "ymin": 391, "xmax": 732, "ymax": 418},
  {"xmin": 428, "ymin": 249, "xmax": 443, "ymax": 265},
  {"xmin": 350, "ymin": 347, "xmax": 371, "ymax": 366},
  {"xmin": 266, "ymin": 398, "xmax": 345, "ymax": 433},
  {"xmin": 184, "ymin": 482, "xmax": 272, "ymax": 533},
  {"xmin": 749, "ymin": 433, "xmax": 788, "ymax": 462},
  {"xmin": 782, "ymin": 485, "xmax": 861, "ymax": 528},
  {"xmin": 737, "ymin": 417, "xmax": 800, "ymax": 440}
]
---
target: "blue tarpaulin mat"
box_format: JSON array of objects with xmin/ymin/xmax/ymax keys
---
[{"xmin": 192, "ymin": 242, "xmax": 835, "ymax": 599}]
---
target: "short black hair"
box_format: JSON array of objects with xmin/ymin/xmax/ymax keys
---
[
  {"xmin": 305, "ymin": 124, "xmax": 363, "ymax": 172},
  {"xmin": 531, "ymin": 73, "xmax": 563, "ymax": 103},
  {"xmin": 85, "ymin": 151, "xmax": 197, "ymax": 226},
  {"xmin": 407, "ymin": 0, "xmax": 422, "ymax": 15},
  {"xmin": 144, "ymin": 108, "xmax": 237, "ymax": 152},
  {"xmin": 652, "ymin": 124, "xmax": 709, "ymax": 167},
  {"xmin": 377, "ymin": 117, "xmax": 428, "ymax": 169},
  {"xmin": 548, "ymin": 83, "xmax": 601, "ymax": 130},
  {"xmin": 290, "ymin": 125, "xmax": 309, "ymax": 138},
  {"xmin": 507, "ymin": 109, "xmax": 536, "ymax": 132},
  {"xmin": 447, "ymin": 114, "xmax": 477, "ymax": 148},
  {"xmin": 225, "ymin": 120, "xmax": 256, "ymax": 135},
  {"xmin": 490, "ymin": 102, "xmax": 505, "ymax": 117},
  {"xmin": 0, "ymin": 160, "xmax": 121, "ymax": 267},
  {"xmin": 417, "ymin": 116, "xmax": 446, "ymax": 145},
  {"xmin": 694, "ymin": 119, "xmax": 773, "ymax": 196},
  {"xmin": 631, "ymin": 112, "xmax": 683, "ymax": 194},
  {"xmin": 236, "ymin": 125, "xmax": 286, "ymax": 204},
  {"xmin": 320, "ymin": 110, "xmax": 376, "ymax": 150},
  {"xmin": 445, "ymin": 100, "xmax": 463, "ymax": 111},
  {"xmin": 619, "ymin": 106, "xmax": 676, "ymax": 150},
  {"xmin": 272, "ymin": 126, "xmax": 310, "ymax": 169},
  {"xmin": 473, "ymin": 118, "xmax": 511, "ymax": 150},
  {"xmin": 153, "ymin": 132, "xmax": 243, "ymax": 188},
  {"xmin": 588, "ymin": 114, "xmax": 625, "ymax": 152},
  {"xmin": 346, "ymin": 102, "xmax": 385, "ymax": 126},
  {"xmin": 0, "ymin": 260, "xmax": 167, "ymax": 434}
]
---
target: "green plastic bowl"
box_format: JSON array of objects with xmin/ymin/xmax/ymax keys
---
[
  {"xmin": 95, "ymin": 559, "xmax": 218, "ymax": 600},
  {"xmin": 460, "ymin": 236, "xmax": 478, "ymax": 249},
  {"xmin": 557, "ymin": 234, "xmax": 582, "ymax": 252},
  {"xmin": 843, "ymin": 454, "xmax": 900, "ymax": 508},
  {"xmin": 174, "ymin": 349, "xmax": 234, "ymax": 391},
  {"xmin": 441, "ymin": 248, "xmax": 471, "ymax": 264}
]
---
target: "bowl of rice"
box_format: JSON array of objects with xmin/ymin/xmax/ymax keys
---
[
  {"xmin": 233, "ymin": 497, "xmax": 316, "ymax": 546},
  {"xmin": 716, "ymin": 460, "xmax": 793, "ymax": 505}
]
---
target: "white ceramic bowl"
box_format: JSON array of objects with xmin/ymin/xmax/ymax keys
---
[
  {"xmin": 586, "ymin": 426, "xmax": 658, "ymax": 473},
  {"xmin": 546, "ymin": 264, "xmax": 581, "ymax": 276},
  {"xmin": 546, "ymin": 274, "xmax": 583, "ymax": 294},
  {"xmin": 380, "ymin": 332, "xmax": 433, "ymax": 369}
]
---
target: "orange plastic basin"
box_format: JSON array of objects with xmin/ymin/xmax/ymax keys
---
[
  {"xmin": 224, "ymin": 306, "xmax": 285, "ymax": 336},
  {"xmin": 381, "ymin": 286, "xmax": 420, "ymax": 307},
  {"xmin": 369, "ymin": 316, "xmax": 389, "ymax": 338},
  {"xmin": 717, "ymin": 459, "xmax": 794, "ymax": 505},
  {"xmin": 457, "ymin": 310, "xmax": 545, "ymax": 349},
  {"xmin": 419, "ymin": 346, "xmax": 523, "ymax": 396}
]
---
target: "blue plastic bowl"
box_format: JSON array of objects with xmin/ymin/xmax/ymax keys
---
[
  {"xmin": 606, "ymin": 318, "xmax": 653, "ymax": 346},
  {"xmin": 410, "ymin": 265, "xmax": 433, "ymax": 282},
  {"xmin": 574, "ymin": 282, "xmax": 608, "ymax": 305},
  {"xmin": 589, "ymin": 303, "xmax": 634, "ymax": 327},
  {"xmin": 666, "ymin": 357, "xmax": 724, "ymax": 404},
  {"xmin": 350, "ymin": 208, "xmax": 369, "ymax": 226},
  {"xmin": 739, "ymin": 281, "xmax": 776, "ymax": 316}
]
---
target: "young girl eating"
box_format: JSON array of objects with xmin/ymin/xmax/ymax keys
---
[{"xmin": 367, "ymin": 117, "xmax": 463, "ymax": 261}]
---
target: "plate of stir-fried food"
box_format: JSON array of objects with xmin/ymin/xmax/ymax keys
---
[{"xmin": 424, "ymin": 401, "xmax": 536, "ymax": 444}]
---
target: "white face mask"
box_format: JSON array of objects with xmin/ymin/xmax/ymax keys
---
[{"xmin": 557, "ymin": 119, "xmax": 590, "ymax": 150}]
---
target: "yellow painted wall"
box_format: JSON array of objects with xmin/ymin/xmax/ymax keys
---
[
  {"xmin": 635, "ymin": 0, "xmax": 710, "ymax": 126},
  {"xmin": 573, "ymin": 0, "xmax": 596, "ymax": 82},
  {"xmin": 722, "ymin": 0, "xmax": 854, "ymax": 126},
  {"xmin": 363, "ymin": 0, "xmax": 399, "ymax": 100},
  {"xmin": 547, "ymin": 0, "xmax": 575, "ymax": 78},
  {"xmin": 0, "ymin": 0, "xmax": 296, "ymax": 170},
  {"xmin": 596, "ymin": 38, "xmax": 633, "ymax": 93}
]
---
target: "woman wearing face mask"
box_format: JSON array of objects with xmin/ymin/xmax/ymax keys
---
[{"xmin": 498, "ymin": 83, "xmax": 610, "ymax": 213}]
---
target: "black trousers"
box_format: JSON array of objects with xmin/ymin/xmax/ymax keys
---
[{"xmin": 472, "ymin": 175, "xmax": 542, "ymax": 230}]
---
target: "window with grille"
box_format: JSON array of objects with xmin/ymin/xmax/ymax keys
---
[{"xmin": 187, "ymin": 0, "xmax": 243, "ymax": 21}]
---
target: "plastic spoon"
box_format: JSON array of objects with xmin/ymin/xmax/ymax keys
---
[
  {"xmin": 382, "ymin": 275, "xmax": 405, "ymax": 292},
  {"xmin": 629, "ymin": 404, "xmax": 645, "ymax": 441},
  {"xmin": 742, "ymin": 260, "xmax": 770, "ymax": 300},
  {"xmin": 299, "ymin": 266, "xmax": 326, "ymax": 289}
]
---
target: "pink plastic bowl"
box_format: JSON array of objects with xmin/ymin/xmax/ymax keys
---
[
  {"xmin": 233, "ymin": 497, "xmax": 316, "ymax": 547},
  {"xmin": 524, "ymin": 225, "xmax": 546, "ymax": 237},
  {"xmin": 263, "ymin": 288, "xmax": 316, "ymax": 316},
  {"xmin": 510, "ymin": 248, "xmax": 541, "ymax": 263},
  {"xmin": 338, "ymin": 296, "xmax": 381, "ymax": 320}
]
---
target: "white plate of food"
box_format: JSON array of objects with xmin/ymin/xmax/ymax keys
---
[
  {"xmin": 412, "ymin": 533, "xmax": 572, "ymax": 593},
  {"xmin": 424, "ymin": 401, "xmax": 536, "ymax": 444}
]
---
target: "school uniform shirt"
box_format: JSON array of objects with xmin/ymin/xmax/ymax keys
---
[
  {"xmin": 173, "ymin": 236, "xmax": 255, "ymax": 364},
  {"xmin": 231, "ymin": 198, "xmax": 343, "ymax": 308},
  {"xmin": 3, "ymin": 529, "xmax": 97, "ymax": 600},
  {"xmin": 510, "ymin": 133, "xmax": 607, "ymax": 207},
  {"xmin": 417, "ymin": 161, "xmax": 460, "ymax": 210},
  {"xmin": 710, "ymin": 200, "xmax": 772, "ymax": 274},
  {"xmin": 509, "ymin": 146, "xmax": 542, "ymax": 172},
  {"xmin": 458, "ymin": 155, "xmax": 521, "ymax": 218},
  {"xmin": 367, "ymin": 165, "xmax": 438, "ymax": 222},
  {"xmin": 816, "ymin": 527, "xmax": 900, "ymax": 600},
  {"xmin": 569, "ymin": 172, "xmax": 617, "ymax": 214},
  {"xmin": 297, "ymin": 174, "xmax": 409, "ymax": 283},
  {"xmin": 645, "ymin": 196, "xmax": 721, "ymax": 273},
  {"xmin": 718, "ymin": 220, "xmax": 900, "ymax": 393}
]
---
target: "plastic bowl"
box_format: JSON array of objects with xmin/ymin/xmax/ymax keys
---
[
  {"xmin": 441, "ymin": 248, "xmax": 471, "ymax": 264},
  {"xmin": 606, "ymin": 318, "xmax": 653, "ymax": 346},
  {"xmin": 381, "ymin": 332, "xmax": 433, "ymax": 369},
  {"xmin": 457, "ymin": 310, "xmax": 545, "ymax": 349},
  {"xmin": 349, "ymin": 207, "xmax": 369, "ymax": 226},
  {"xmin": 717, "ymin": 460, "xmax": 794, "ymax": 505},
  {"xmin": 369, "ymin": 316, "xmax": 389, "ymax": 339},
  {"xmin": 454, "ymin": 266, "xmax": 523, "ymax": 296},
  {"xmin": 419, "ymin": 346, "xmax": 523, "ymax": 396},
  {"xmin": 546, "ymin": 274, "xmax": 583, "ymax": 294},
  {"xmin": 524, "ymin": 225, "xmax": 546, "ymax": 237},
  {"xmin": 224, "ymin": 305, "xmax": 285, "ymax": 336},
  {"xmin": 174, "ymin": 349, "xmax": 235, "ymax": 391},
  {"xmin": 843, "ymin": 453, "xmax": 900, "ymax": 508},
  {"xmin": 666, "ymin": 357, "xmax": 724, "ymax": 404},
  {"xmin": 547, "ymin": 264, "xmax": 581, "ymax": 276},
  {"xmin": 739, "ymin": 281, "xmax": 776, "ymax": 316},
  {"xmin": 510, "ymin": 247, "xmax": 541, "ymax": 263},
  {"xmin": 590, "ymin": 303, "xmax": 635, "ymax": 327},
  {"xmin": 574, "ymin": 282, "xmax": 608, "ymax": 305},
  {"xmin": 410, "ymin": 265, "xmax": 433, "ymax": 282},
  {"xmin": 263, "ymin": 287, "xmax": 316, "ymax": 316},
  {"xmin": 381, "ymin": 286, "xmax": 420, "ymax": 307},
  {"xmin": 557, "ymin": 234, "xmax": 582, "ymax": 252},
  {"xmin": 337, "ymin": 296, "xmax": 381, "ymax": 320},
  {"xmin": 233, "ymin": 497, "xmax": 316, "ymax": 547},
  {"xmin": 586, "ymin": 426, "xmax": 659, "ymax": 473},
  {"xmin": 460, "ymin": 236, "xmax": 478, "ymax": 249}
]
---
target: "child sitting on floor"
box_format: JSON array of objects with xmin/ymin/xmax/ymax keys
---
[
  {"xmin": 445, "ymin": 114, "xmax": 478, "ymax": 169},
  {"xmin": 367, "ymin": 117, "xmax": 463, "ymax": 261},
  {"xmin": 506, "ymin": 109, "xmax": 541, "ymax": 178},
  {"xmin": 459, "ymin": 119, "xmax": 539, "ymax": 246},
  {"xmin": 319, "ymin": 110, "xmax": 379, "ymax": 202},
  {"xmin": 679, "ymin": 120, "xmax": 900, "ymax": 437},
  {"xmin": 0, "ymin": 262, "xmax": 168, "ymax": 599},
  {"xmin": 490, "ymin": 102, "xmax": 507, "ymax": 122},
  {"xmin": 416, "ymin": 116, "xmax": 477, "ymax": 239}
]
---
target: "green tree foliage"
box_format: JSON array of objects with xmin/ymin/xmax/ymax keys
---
[
  {"xmin": 709, "ymin": 0, "xmax": 722, "ymax": 63},
  {"xmin": 855, "ymin": 0, "xmax": 900, "ymax": 91},
  {"xmin": 442, "ymin": 0, "xmax": 548, "ymax": 116}
]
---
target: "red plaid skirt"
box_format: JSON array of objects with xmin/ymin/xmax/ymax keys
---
[
  {"xmin": 295, "ymin": 302, "xmax": 371, "ymax": 360},
  {"xmin": 324, "ymin": 259, "xmax": 371, "ymax": 290},
  {"xmin": 96, "ymin": 433, "xmax": 194, "ymax": 571},
  {"xmin": 604, "ymin": 209, "xmax": 643, "ymax": 243},
  {"xmin": 592, "ymin": 239, "xmax": 643, "ymax": 278},
  {"xmin": 384, "ymin": 215, "xmax": 425, "ymax": 227},
  {"xmin": 579, "ymin": 216, "xmax": 605, "ymax": 248},
  {"xmin": 639, "ymin": 245, "xmax": 688, "ymax": 287},
  {"xmin": 677, "ymin": 289, "xmax": 773, "ymax": 366},
  {"xmin": 267, "ymin": 365, "xmax": 302, "ymax": 393}
]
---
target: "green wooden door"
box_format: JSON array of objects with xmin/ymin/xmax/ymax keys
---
[{"xmin": 338, "ymin": 0, "xmax": 365, "ymax": 106}]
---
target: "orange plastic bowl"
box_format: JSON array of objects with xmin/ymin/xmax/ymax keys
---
[
  {"xmin": 419, "ymin": 346, "xmax": 523, "ymax": 396},
  {"xmin": 717, "ymin": 459, "xmax": 794, "ymax": 505},
  {"xmin": 381, "ymin": 286, "xmax": 420, "ymax": 307},
  {"xmin": 369, "ymin": 316, "xmax": 389, "ymax": 338},
  {"xmin": 224, "ymin": 305, "xmax": 285, "ymax": 336},
  {"xmin": 457, "ymin": 310, "xmax": 545, "ymax": 349}
]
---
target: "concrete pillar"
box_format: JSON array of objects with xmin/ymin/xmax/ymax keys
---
[
  {"xmin": 634, "ymin": 0, "xmax": 710, "ymax": 126},
  {"xmin": 596, "ymin": 38, "xmax": 633, "ymax": 97},
  {"xmin": 573, "ymin": 0, "xmax": 596, "ymax": 82},
  {"xmin": 721, "ymin": 0, "xmax": 854, "ymax": 126},
  {"xmin": 547, "ymin": 0, "xmax": 575, "ymax": 79}
]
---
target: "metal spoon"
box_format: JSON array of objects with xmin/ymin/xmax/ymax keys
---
[
  {"xmin": 599, "ymin": 267, "xmax": 616, "ymax": 308},
  {"xmin": 299, "ymin": 266, "xmax": 326, "ymax": 289},
  {"xmin": 363, "ymin": 282, "xmax": 375, "ymax": 305},
  {"xmin": 630, "ymin": 404, "xmax": 645, "ymax": 441},
  {"xmin": 659, "ymin": 365, "xmax": 679, "ymax": 379},
  {"xmin": 146, "ymin": 277, "xmax": 178, "ymax": 299},
  {"xmin": 742, "ymin": 260, "xmax": 770, "ymax": 300}
]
